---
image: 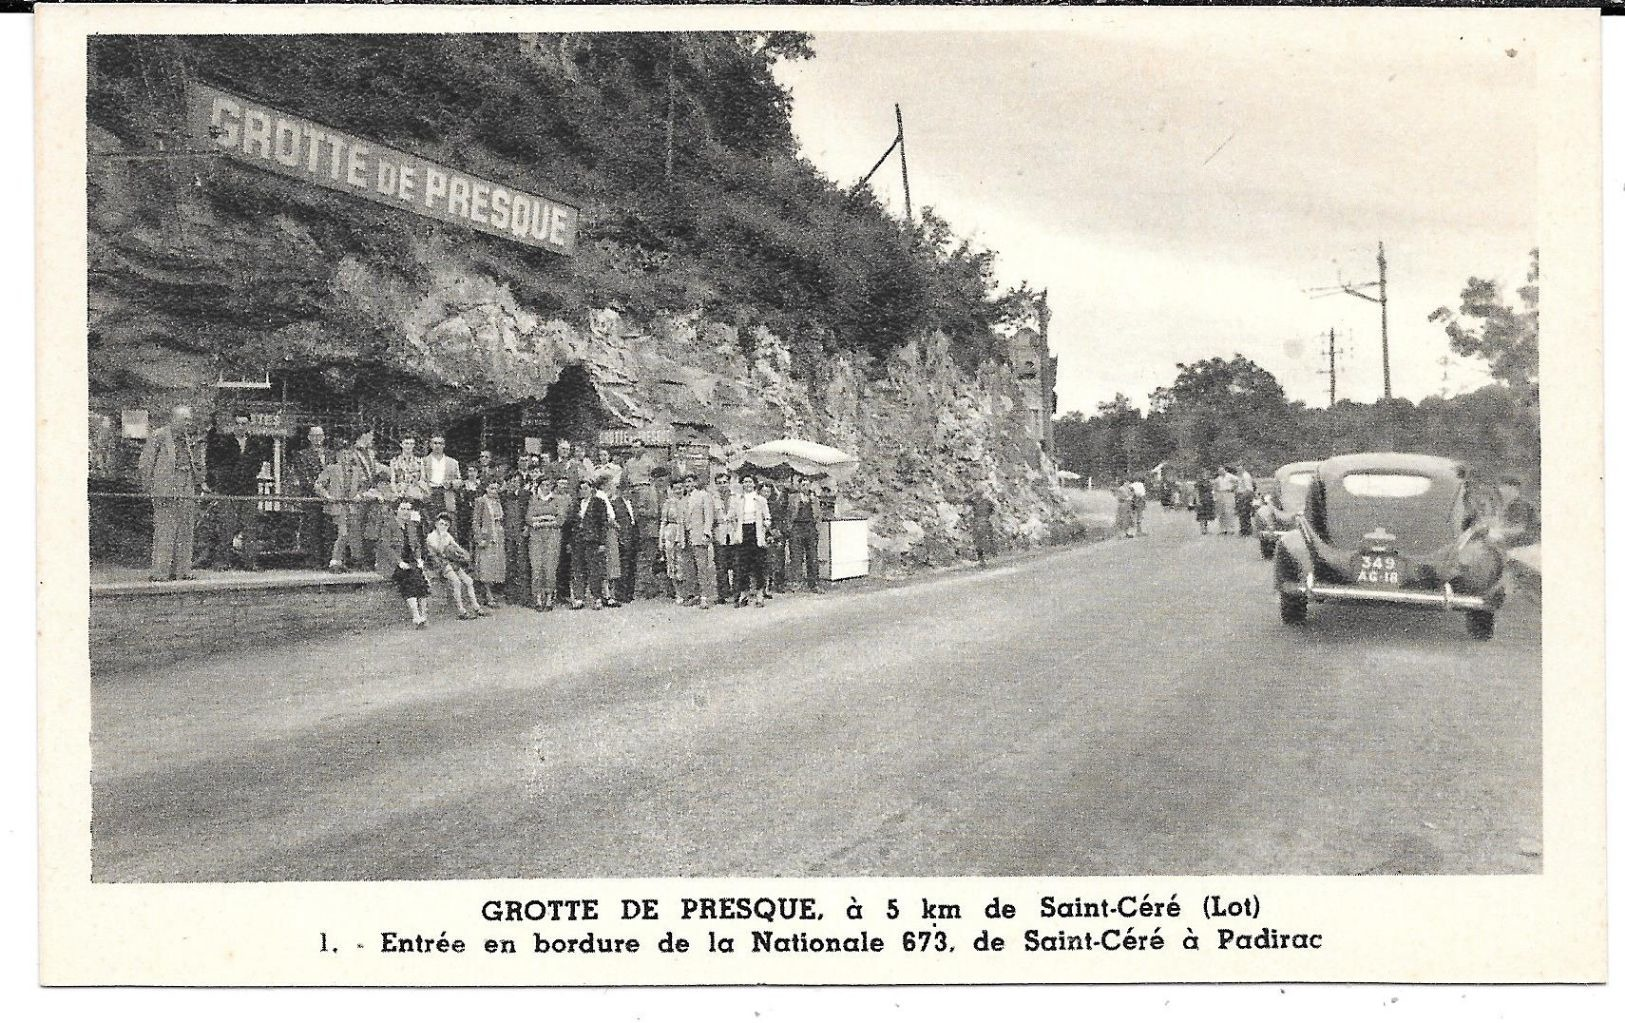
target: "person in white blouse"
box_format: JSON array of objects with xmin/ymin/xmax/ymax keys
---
[{"xmin": 730, "ymin": 474, "xmax": 773, "ymax": 608}]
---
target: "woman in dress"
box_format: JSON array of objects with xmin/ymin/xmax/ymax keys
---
[
  {"xmin": 1113, "ymin": 480, "xmax": 1135, "ymax": 538},
  {"xmin": 387, "ymin": 499, "xmax": 432, "ymax": 629},
  {"xmin": 1194, "ymin": 470, "xmax": 1216, "ymax": 535},
  {"xmin": 472, "ymin": 478, "xmax": 507, "ymax": 607},
  {"xmin": 1214, "ymin": 465, "xmax": 1240, "ymax": 535}
]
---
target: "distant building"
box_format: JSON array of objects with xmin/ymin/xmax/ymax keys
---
[{"xmin": 1008, "ymin": 322, "xmax": 1058, "ymax": 455}]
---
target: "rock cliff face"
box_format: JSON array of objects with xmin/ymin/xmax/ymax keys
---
[
  {"xmin": 89, "ymin": 146, "xmax": 1074, "ymax": 576},
  {"xmin": 387, "ymin": 244, "xmax": 1073, "ymax": 573}
]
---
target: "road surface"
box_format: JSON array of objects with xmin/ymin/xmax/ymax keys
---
[{"xmin": 91, "ymin": 504, "xmax": 1541, "ymax": 880}]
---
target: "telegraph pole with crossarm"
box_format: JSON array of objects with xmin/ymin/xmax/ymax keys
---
[{"xmin": 1305, "ymin": 242, "xmax": 1390, "ymax": 401}]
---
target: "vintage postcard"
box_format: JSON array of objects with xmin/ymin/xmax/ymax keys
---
[{"xmin": 36, "ymin": 3, "xmax": 1604, "ymax": 985}]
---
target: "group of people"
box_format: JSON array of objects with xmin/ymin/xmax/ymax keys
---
[
  {"xmin": 379, "ymin": 457, "xmax": 830, "ymax": 628},
  {"xmin": 1168, "ymin": 465, "xmax": 1256, "ymax": 536},
  {"xmin": 1104, "ymin": 466, "xmax": 1258, "ymax": 540},
  {"xmin": 1110, "ymin": 477, "xmax": 1149, "ymax": 538},
  {"xmin": 133, "ymin": 405, "xmax": 835, "ymax": 628}
]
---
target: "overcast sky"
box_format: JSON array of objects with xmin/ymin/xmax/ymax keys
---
[{"xmin": 776, "ymin": 20, "xmax": 1539, "ymax": 415}]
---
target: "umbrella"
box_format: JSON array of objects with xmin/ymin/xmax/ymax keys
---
[{"xmin": 731, "ymin": 438, "xmax": 860, "ymax": 484}]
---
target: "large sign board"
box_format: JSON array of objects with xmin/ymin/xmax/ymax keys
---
[{"xmin": 187, "ymin": 81, "xmax": 578, "ymax": 256}]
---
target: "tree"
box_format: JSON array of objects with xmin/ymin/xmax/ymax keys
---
[
  {"xmin": 1428, "ymin": 249, "xmax": 1539, "ymax": 393},
  {"xmin": 1145, "ymin": 355, "xmax": 1292, "ymax": 470}
]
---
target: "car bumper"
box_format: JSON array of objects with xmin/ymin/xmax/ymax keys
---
[{"xmin": 1281, "ymin": 576, "xmax": 1491, "ymax": 610}]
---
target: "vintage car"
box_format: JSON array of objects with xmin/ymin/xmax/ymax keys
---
[
  {"xmin": 1272, "ymin": 452, "xmax": 1506, "ymax": 640},
  {"xmin": 1252, "ymin": 460, "xmax": 1319, "ymax": 559}
]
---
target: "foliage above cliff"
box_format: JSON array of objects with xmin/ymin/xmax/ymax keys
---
[{"xmin": 88, "ymin": 33, "xmax": 1031, "ymax": 379}]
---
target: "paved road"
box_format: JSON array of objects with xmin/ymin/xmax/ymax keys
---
[{"xmin": 92, "ymin": 504, "xmax": 1541, "ymax": 880}]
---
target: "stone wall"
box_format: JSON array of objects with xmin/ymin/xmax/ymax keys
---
[{"xmin": 90, "ymin": 576, "xmax": 403, "ymax": 675}]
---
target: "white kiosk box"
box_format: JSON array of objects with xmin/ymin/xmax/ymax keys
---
[{"xmin": 818, "ymin": 516, "xmax": 870, "ymax": 581}]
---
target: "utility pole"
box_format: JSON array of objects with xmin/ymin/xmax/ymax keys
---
[
  {"xmin": 1316, "ymin": 327, "xmax": 1351, "ymax": 406},
  {"xmin": 857, "ymin": 104, "xmax": 915, "ymax": 222},
  {"xmin": 1304, "ymin": 241, "xmax": 1390, "ymax": 401},
  {"xmin": 895, "ymin": 103, "xmax": 913, "ymax": 222},
  {"xmin": 1376, "ymin": 241, "xmax": 1389, "ymax": 400}
]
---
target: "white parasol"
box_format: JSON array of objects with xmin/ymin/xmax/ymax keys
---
[{"xmin": 731, "ymin": 438, "xmax": 860, "ymax": 483}]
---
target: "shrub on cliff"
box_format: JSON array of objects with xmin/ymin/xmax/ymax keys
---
[{"xmin": 88, "ymin": 33, "xmax": 1030, "ymax": 386}]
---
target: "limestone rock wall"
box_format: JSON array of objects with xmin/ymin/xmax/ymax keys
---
[
  {"xmin": 395, "ymin": 254, "xmax": 1073, "ymax": 573},
  {"xmin": 91, "ymin": 200, "xmax": 1075, "ymax": 575}
]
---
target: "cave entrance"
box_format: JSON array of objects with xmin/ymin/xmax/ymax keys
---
[{"xmin": 446, "ymin": 363, "xmax": 609, "ymax": 468}]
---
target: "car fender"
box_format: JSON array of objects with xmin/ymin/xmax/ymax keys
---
[{"xmin": 1273, "ymin": 528, "xmax": 1309, "ymax": 588}]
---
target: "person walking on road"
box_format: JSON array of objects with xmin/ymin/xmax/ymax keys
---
[
  {"xmin": 969, "ymin": 486, "xmax": 997, "ymax": 565},
  {"xmin": 1235, "ymin": 465, "xmax": 1256, "ymax": 538},
  {"xmin": 1194, "ymin": 470, "xmax": 1216, "ymax": 535},
  {"xmin": 136, "ymin": 404, "xmax": 203, "ymax": 582},
  {"xmin": 1113, "ymin": 480, "xmax": 1135, "ymax": 538},
  {"xmin": 1214, "ymin": 466, "xmax": 1240, "ymax": 535},
  {"xmin": 1129, "ymin": 476, "xmax": 1149, "ymax": 538}
]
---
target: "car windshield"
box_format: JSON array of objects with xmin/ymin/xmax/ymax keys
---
[{"xmin": 1342, "ymin": 473, "xmax": 1432, "ymax": 498}]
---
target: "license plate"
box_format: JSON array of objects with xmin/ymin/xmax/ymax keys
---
[{"xmin": 1354, "ymin": 549, "xmax": 1404, "ymax": 587}]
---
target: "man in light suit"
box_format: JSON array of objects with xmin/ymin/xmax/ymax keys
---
[
  {"xmin": 137, "ymin": 405, "xmax": 203, "ymax": 581},
  {"xmin": 678, "ymin": 473, "xmax": 718, "ymax": 609}
]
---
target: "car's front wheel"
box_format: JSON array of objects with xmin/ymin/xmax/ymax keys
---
[
  {"xmin": 1280, "ymin": 592, "xmax": 1308, "ymax": 625},
  {"xmin": 1465, "ymin": 610, "xmax": 1495, "ymax": 641}
]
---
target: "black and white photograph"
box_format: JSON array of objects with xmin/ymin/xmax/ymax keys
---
[{"xmin": 36, "ymin": 1, "xmax": 1606, "ymax": 988}]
